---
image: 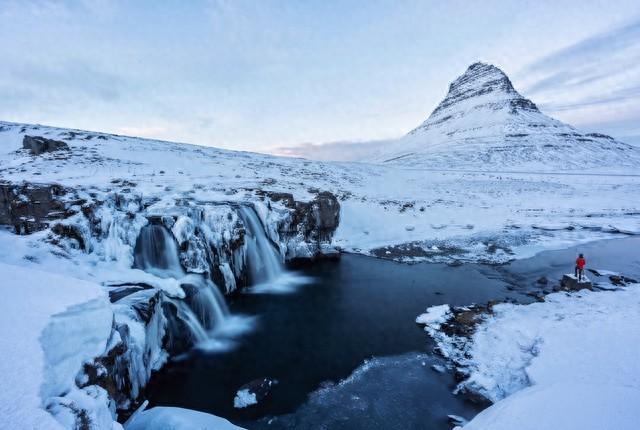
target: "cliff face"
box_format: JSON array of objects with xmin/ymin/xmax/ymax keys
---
[{"xmin": 0, "ymin": 178, "xmax": 341, "ymax": 424}]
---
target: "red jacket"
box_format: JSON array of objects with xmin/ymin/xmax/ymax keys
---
[{"xmin": 576, "ymin": 257, "xmax": 585, "ymax": 269}]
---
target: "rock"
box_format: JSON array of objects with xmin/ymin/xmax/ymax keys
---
[
  {"xmin": 270, "ymin": 191, "xmax": 341, "ymax": 259},
  {"xmin": 609, "ymin": 275, "xmax": 638, "ymax": 286},
  {"xmin": 560, "ymin": 274, "xmax": 592, "ymax": 291},
  {"xmin": 536, "ymin": 276, "xmax": 548, "ymax": 285},
  {"xmin": 51, "ymin": 223, "xmax": 86, "ymax": 250},
  {"xmin": 0, "ymin": 182, "xmax": 70, "ymax": 234},
  {"xmin": 22, "ymin": 135, "xmax": 69, "ymax": 155}
]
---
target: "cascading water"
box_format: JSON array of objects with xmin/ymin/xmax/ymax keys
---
[
  {"xmin": 237, "ymin": 206, "xmax": 283, "ymax": 284},
  {"xmin": 133, "ymin": 224, "xmax": 229, "ymax": 346},
  {"xmin": 237, "ymin": 206, "xmax": 310, "ymax": 294}
]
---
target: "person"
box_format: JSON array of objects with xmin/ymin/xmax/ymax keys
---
[{"xmin": 575, "ymin": 253, "xmax": 586, "ymax": 281}]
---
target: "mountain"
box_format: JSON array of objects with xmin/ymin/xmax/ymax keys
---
[{"xmin": 368, "ymin": 62, "xmax": 640, "ymax": 171}]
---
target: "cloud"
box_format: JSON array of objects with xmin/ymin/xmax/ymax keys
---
[
  {"xmin": 519, "ymin": 19, "xmax": 640, "ymax": 108},
  {"xmin": 274, "ymin": 139, "xmax": 395, "ymax": 162}
]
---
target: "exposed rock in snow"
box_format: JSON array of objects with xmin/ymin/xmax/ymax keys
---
[
  {"xmin": 368, "ymin": 62, "xmax": 640, "ymax": 171},
  {"xmin": 0, "ymin": 182, "xmax": 71, "ymax": 234},
  {"xmin": 560, "ymin": 273, "xmax": 592, "ymax": 290},
  {"xmin": 23, "ymin": 135, "xmax": 69, "ymax": 155}
]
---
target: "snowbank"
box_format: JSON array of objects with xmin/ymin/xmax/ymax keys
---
[
  {"xmin": 421, "ymin": 285, "xmax": 640, "ymax": 429},
  {"xmin": 460, "ymin": 382, "xmax": 640, "ymax": 430},
  {"xmin": 0, "ymin": 262, "xmax": 113, "ymax": 430}
]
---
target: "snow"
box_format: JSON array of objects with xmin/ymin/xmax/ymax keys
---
[
  {"xmin": 415, "ymin": 304, "xmax": 451, "ymax": 327},
  {"xmin": 233, "ymin": 388, "xmax": 258, "ymax": 409},
  {"xmin": 458, "ymin": 383, "xmax": 640, "ymax": 430},
  {"xmin": 1, "ymin": 120, "xmax": 639, "ymax": 265},
  {"xmin": 125, "ymin": 406, "xmax": 245, "ymax": 430},
  {"xmin": 422, "ymin": 284, "xmax": 640, "ymax": 429},
  {"xmin": 0, "ymin": 262, "xmax": 113, "ymax": 430}
]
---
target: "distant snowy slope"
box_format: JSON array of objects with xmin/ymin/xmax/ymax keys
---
[{"xmin": 368, "ymin": 62, "xmax": 640, "ymax": 171}]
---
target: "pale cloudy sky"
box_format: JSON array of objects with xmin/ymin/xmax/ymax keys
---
[{"xmin": 1, "ymin": 0, "xmax": 639, "ymax": 157}]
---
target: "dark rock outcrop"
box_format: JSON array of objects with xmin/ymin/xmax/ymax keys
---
[
  {"xmin": 0, "ymin": 182, "xmax": 71, "ymax": 234},
  {"xmin": 22, "ymin": 135, "xmax": 69, "ymax": 155},
  {"xmin": 560, "ymin": 274, "xmax": 592, "ymax": 291},
  {"xmin": 265, "ymin": 191, "xmax": 341, "ymax": 259}
]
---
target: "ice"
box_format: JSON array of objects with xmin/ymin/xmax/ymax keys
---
[{"xmin": 233, "ymin": 389, "xmax": 258, "ymax": 409}]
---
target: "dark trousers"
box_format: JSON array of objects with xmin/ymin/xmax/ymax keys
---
[{"xmin": 575, "ymin": 266, "xmax": 584, "ymax": 281}]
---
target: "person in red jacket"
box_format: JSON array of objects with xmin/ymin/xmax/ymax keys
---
[{"xmin": 575, "ymin": 253, "xmax": 586, "ymax": 281}]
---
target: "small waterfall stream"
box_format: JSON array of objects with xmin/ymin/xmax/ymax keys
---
[
  {"xmin": 237, "ymin": 206, "xmax": 284, "ymax": 284},
  {"xmin": 133, "ymin": 224, "xmax": 229, "ymax": 346}
]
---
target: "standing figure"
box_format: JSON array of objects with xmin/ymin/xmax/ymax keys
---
[{"xmin": 575, "ymin": 253, "xmax": 586, "ymax": 281}]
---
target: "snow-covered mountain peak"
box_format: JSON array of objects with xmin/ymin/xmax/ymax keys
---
[
  {"xmin": 409, "ymin": 62, "xmax": 539, "ymax": 136},
  {"xmin": 369, "ymin": 62, "xmax": 640, "ymax": 171}
]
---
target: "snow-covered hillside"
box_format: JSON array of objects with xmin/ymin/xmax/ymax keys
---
[
  {"xmin": 2, "ymin": 119, "xmax": 639, "ymax": 264},
  {"xmin": 368, "ymin": 62, "xmax": 640, "ymax": 171},
  {"xmin": 1, "ymin": 114, "xmax": 640, "ymax": 429}
]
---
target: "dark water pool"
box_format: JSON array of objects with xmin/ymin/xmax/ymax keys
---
[{"xmin": 146, "ymin": 236, "xmax": 640, "ymax": 429}]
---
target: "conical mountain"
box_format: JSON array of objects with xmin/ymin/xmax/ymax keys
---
[{"xmin": 370, "ymin": 62, "xmax": 639, "ymax": 171}]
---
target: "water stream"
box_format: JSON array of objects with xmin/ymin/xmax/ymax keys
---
[{"xmin": 145, "ymin": 236, "xmax": 640, "ymax": 429}]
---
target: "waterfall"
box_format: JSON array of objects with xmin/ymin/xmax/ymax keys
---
[
  {"xmin": 237, "ymin": 206, "xmax": 310, "ymax": 294},
  {"xmin": 134, "ymin": 224, "xmax": 183, "ymax": 277},
  {"xmin": 133, "ymin": 224, "xmax": 229, "ymax": 346},
  {"xmin": 237, "ymin": 206, "xmax": 283, "ymax": 284}
]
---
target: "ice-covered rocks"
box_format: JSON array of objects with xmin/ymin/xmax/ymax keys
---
[{"xmin": 233, "ymin": 378, "xmax": 278, "ymax": 409}]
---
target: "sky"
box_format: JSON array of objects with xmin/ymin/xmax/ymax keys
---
[{"xmin": 1, "ymin": 0, "xmax": 639, "ymax": 159}]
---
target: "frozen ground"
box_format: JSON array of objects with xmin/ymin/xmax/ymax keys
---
[{"xmin": 420, "ymin": 282, "xmax": 640, "ymax": 430}]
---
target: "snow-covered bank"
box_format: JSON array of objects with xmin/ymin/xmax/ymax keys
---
[
  {"xmin": 0, "ymin": 262, "xmax": 114, "ymax": 430},
  {"xmin": 419, "ymin": 283, "xmax": 640, "ymax": 429}
]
